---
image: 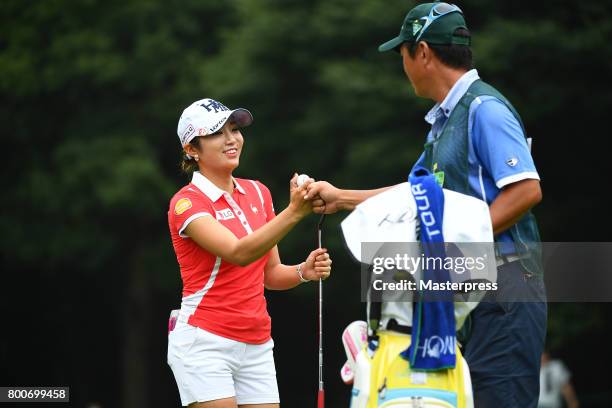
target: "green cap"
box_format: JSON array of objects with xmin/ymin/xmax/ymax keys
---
[{"xmin": 379, "ymin": 2, "xmax": 470, "ymax": 52}]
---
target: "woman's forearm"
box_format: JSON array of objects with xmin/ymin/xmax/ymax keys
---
[
  {"xmin": 186, "ymin": 207, "xmax": 305, "ymax": 266},
  {"xmin": 231, "ymin": 208, "xmax": 303, "ymax": 265},
  {"xmin": 264, "ymin": 263, "xmax": 302, "ymax": 290}
]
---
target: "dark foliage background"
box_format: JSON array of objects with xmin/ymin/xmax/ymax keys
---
[{"xmin": 1, "ymin": 1, "xmax": 611, "ymax": 407}]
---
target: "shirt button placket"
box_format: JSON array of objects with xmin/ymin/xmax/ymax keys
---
[{"xmin": 225, "ymin": 194, "xmax": 251, "ymax": 232}]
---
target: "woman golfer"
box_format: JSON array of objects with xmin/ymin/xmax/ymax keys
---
[{"xmin": 167, "ymin": 98, "xmax": 332, "ymax": 408}]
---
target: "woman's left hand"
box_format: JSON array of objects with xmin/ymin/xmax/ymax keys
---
[{"xmin": 302, "ymin": 248, "xmax": 332, "ymax": 281}]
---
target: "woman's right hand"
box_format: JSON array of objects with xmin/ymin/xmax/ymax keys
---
[{"xmin": 288, "ymin": 173, "xmax": 314, "ymax": 219}]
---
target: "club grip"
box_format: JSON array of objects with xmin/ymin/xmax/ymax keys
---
[{"xmin": 317, "ymin": 389, "xmax": 324, "ymax": 407}]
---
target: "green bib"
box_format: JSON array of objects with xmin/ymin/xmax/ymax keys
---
[{"xmin": 421, "ymin": 79, "xmax": 543, "ymax": 277}]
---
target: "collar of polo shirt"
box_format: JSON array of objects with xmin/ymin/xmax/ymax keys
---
[
  {"xmin": 191, "ymin": 171, "xmax": 246, "ymax": 202},
  {"xmin": 425, "ymin": 69, "xmax": 480, "ymax": 125}
]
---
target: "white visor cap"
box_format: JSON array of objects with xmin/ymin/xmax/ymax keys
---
[{"xmin": 177, "ymin": 98, "xmax": 253, "ymax": 146}]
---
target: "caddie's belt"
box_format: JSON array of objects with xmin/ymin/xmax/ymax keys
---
[{"xmin": 495, "ymin": 253, "xmax": 528, "ymax": 267}]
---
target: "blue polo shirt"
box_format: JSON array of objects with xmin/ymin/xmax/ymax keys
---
[{"xmin": 412, "ymin": 69, "xmax": 540, "ymax": 243}]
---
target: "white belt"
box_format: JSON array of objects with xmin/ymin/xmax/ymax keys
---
[{"xmin": 496, "ymin": 253, "xmax": 527, "ymax": 267}]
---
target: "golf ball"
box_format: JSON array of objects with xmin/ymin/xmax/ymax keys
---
[{"xmin": 297, "ymin": 174, "xmax": 310, "ymax": 187}]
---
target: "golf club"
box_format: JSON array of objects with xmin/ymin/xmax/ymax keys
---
[
  {"xmin": 316, "ymin": 212, "xmax": 325, "ymax": 408},
  {"xmin": 297, "ymin": 174, "xmax": 325, "ymax": 407}
]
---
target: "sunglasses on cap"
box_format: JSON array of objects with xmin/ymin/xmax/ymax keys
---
[{"xmin": 414, "ymin": 2, "xmax": 463, "ymax": 43}]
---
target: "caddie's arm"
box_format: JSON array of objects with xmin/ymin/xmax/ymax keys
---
[
  {"xmin": 489, "ymin": 179, "xmax": 542, "ymax": 235},
  {"xmin": 305, "ymin": 181, "xmax": 394, "ymax": 214},
  {"xmin": 561, "ymin": 381, "xmax": 580, "ymax": 408}
]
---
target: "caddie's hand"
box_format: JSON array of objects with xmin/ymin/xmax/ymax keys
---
[
  {"xmin": 302, "ymin": 248, "xmax": 332, "ymax": 281},
  {"xmin": 288, "ymin": 173, "xmax": 313, "ymax": 218},
  {"xmin": 304, "ymin": 181, "xmax": 341, "ymax": 214}
]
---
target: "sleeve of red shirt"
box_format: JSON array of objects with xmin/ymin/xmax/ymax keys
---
[
  {"xmin": 256, "ymin": 181, "xmax": 276, "ymax": 222},
  {"xmin": 170, "ymin": 190, "xmax": 215, "ymax": 238}
]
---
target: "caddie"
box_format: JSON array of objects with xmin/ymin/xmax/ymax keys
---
[{"xmin": 305, "ymin": 2, "xmax": 547, "ymax": 407}]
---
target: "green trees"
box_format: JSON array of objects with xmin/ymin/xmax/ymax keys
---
[{"xmin": 2, "ymin": 0, "xmax": 611, "ymax": 406}]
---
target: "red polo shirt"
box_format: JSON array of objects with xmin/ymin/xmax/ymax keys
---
[{"xmin": 168, "ymin": 172, "xmax": 276, "ymax": 344}]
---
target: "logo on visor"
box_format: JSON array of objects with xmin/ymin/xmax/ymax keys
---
[
  {"xmin": 181, "ymin": 124, "xmax": 195, "ymax": 144},
  {"xmin": 200, "ymin": 99, "xmax": 229, "ymax": 113},
  {"xmin": 209, "ymin": 117, "xmax": 228, "ymax": 134}
]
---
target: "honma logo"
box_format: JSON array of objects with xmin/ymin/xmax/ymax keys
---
[{"xmin": 417, "ymin": 335, "xmax": 456, "ymax": 358}]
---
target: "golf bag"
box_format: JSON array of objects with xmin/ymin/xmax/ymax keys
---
[
  {"xmin": 338, "ymin": 182, "xmax": 496, "ymax": 407},
  {"xmin": 341, "ymin": 320, "xmax": 474, "ymax": 408}
]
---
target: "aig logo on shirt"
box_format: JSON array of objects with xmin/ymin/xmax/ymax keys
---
[{"xmin": 216, "ymin": 209, "xmax": 235, "ymax": 221}]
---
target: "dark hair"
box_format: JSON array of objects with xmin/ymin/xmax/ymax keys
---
[
  {"xmin": 180, "ymin": 137, "xmax": 202, "ymax": 174},
  {"xmin": 408, "ymin": 28, "xmax": 473, "ymax": 70}
]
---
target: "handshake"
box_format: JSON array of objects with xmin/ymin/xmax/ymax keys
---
[
  {"xmin": 288, "ymin": 172, "xmax": 388, "ymax": 219},
  {"xmin": 289, "ymin": 173, "xmax": 343, "ymax": 217}
]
